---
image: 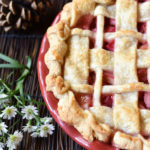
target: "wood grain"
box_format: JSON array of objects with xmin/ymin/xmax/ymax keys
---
[
  {"xmin": 0, "ymin": 1, "xmax": 87, "ymax": 149},
  {"xmin": 0, "ymin": 32, "xmax": 85, "ymax": 150}
]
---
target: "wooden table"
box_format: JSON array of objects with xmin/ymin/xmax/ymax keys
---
[{"xmin": 0, "ymin": 0, "xmax": 85, "ymax": 149}]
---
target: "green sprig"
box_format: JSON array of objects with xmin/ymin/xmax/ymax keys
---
[
  {"xmin": 0, "ymin": 53, "xmax": 51, "ymax": 147},
  {"xmin": 0, "ymin": 53, "xmax": 26, "ymax": 69}
]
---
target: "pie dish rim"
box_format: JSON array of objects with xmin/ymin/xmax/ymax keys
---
[
  {"xmin": 37, "ymin": 12, "xmax": 115, "ymax": 150},
  {"xmin": 41, "ymin": 0, "xmax": 150, "ymax": 149}
]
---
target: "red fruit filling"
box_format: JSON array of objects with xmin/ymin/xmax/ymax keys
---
[
  {"xmin": 75, "ymin": 93, "xmax": 93, "ymax": 109},
  {"xmin": 103, "ymin": 71, "xmax": 114, "ymax": 85},
  {"xmin": 139, "ymin": 92, "xmax": 146, "ymax": 109},
  {"xmin": 104, "ymin": 18, "xmax": 116, "ymax": 33},
  {"xmin": 101, "ymin": 95, "xmax": 113, "ymax": 108},
  {"xmin": 137, "ymin": 68, "xmax": 148, "ymax": 84},
  {"xmin": 74, "ymin": 14, "xmax": 97, "ymax": 49},
  {"xmin": 143, "ymin": 136, "xmax": 150, "ymax": 140},
  {"xmin": 102, "ymin": 71, "xmax": 114, "ymax": 108},
  {"xmin": 88, "ymin": 71, "xmax": 96, "ymax": 85},
  {"xmin": 88, "ymin": 71, "xmax": 114, "ymax": 86},
  {"xmin": 79, "ymin": 71, "xmax": 114, "ymax": 109},
  {"xmin": 75, "ymin": 15, "xmax": 116, "ymax": 51},
  {"xmin": 74, "ymin": 14, "xmax": 96, "ymax": 31},
  {"xmin": 103, "ymin": 18, "xmax": 115, "ymax": 51},
  {"xmin": 138, "ymin": 41, "xmax": 148, "ymax": 49},
  {"xmin": 89, "ymin": 38, "xmax": 96, "ymax": 49},
  {"xmin": 103, "ymin": 40, "xmax": 115, "ymax": 52},
  {"xmin": 75, "ymin": 16, "xmax": 115, "ymax": 109},
  {"xmin": 74, "ymin": 15, "xmax": 149, "ymax": 110},
  {"xmin": 90, "ymin": 17, "xmax": 97, "ymax": 32},
  {"xmin": 144, "ymin": 92, "xmax": 150, "ymax": 109},
  {"xmin": 137, "ymin": 68, "xmax": 150, "ymax": 109},
  {"xmin": 137, "ymin": 22, "xmax": 148, "ymax": 49},
  {"xmin": 138, "ymin": 69, "xmax": 150, "ymax": 109},
  {"xmin": 138, "ymin": 22, "xmax": 146, "ymax": 33},
  {"xmin": 139, "ymin": 92, "xmax": 150, "ymax": 109},
  {"xmin": 137, "ymin": 0, "xmax": 148, "ymax": 2}
]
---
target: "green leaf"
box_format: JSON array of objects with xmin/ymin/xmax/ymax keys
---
[
  {"xmin": 15, "ymin": 56, "xmax": 31, "ymax": 100},
  {"xmin": 0, "ymin": 64, "xmax": 24, "ymax": 69},
  {"xmin": 24, "ymin": 98, "xmax": 45, "ymax": 105},
  {"xmin": 0, "ymin": 79, "xmax": 11, "ymax": 92},
  {"xmin": 5, "ymin": 71, "xmax": 14, "ymax": 81},
  {"xmin": 8, "ymin": 119, "xmax": 19, "ymax": 132},
  {"xmin": 0, "ymin": 53, "xmax": 19, "ymax": 64},
  {"xmin": 17, "ymin": 56, "xmax": 31, "ymax": 82},
  {"xmin": 0, "ymin": 53, "xmax": 26, "ymax": 69}
]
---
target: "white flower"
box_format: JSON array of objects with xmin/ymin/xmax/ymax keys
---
[
  {"xmin": 23, "ymin": 124, "xmax": 37, "ymax": 133},
  {"xmin": 0, "ymin": 142, "xmax": 4, "ymax": 150},
  {"xmin": 0, "ymin": 122, "xmax": 8, "ymax": 135},
  {"xmin": 31, "ymin": 132, "xmax": 40, "ymax": 138},
  {"xmin": 0, "ymin": 106, "xmax": 17, "ymax": 120},
  {"xmin": 39, "ymin": 124, "xmax": 55, "ymax": 137},
  {"xmin": 0, "ymin": 93, "xmax": 9, "ymax": 108},
  {"xmin": 6, "ymin": 131, "xmax": 23, "ymax": 150},
  {"xmin": 21, "ymin": 105, "xmax": 38, "ymax": 120},
  {"xmin": 41, "ymin": 117, "xmax": 52, "ymax": 124}
]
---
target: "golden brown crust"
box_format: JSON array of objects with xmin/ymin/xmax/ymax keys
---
[
  {"xmin": 61, "ymin": 3, "xmax": 72, "ymax": 25},
  {"xmin": 115, "ymin": 30, "xmax": 143, "ymax": 40},
  {"xmin": 58, "ymin": 91, "xmax": 112, "ymax": 142},
  {"xmin": 73, "ymin": 0, "xmax": 95, "ymax": 14},
  {"xmin": 46, "ymin": 75, "xmax": 69, "ymax": 94},
  {"xmin": 94, "ymin": 0, "xmax": 115, "ymax": 5},
  {"xmin": 45, "ymin": 0, "xmax": 150, "ymax": 149},
  {"xmin": 47, "ymin": 21, "xmax": 70, "ymax": 41},
  {"xmin": 113, "ymin": 132, "xmax": 142, "ymax": 150},
  {"xmin": 139, "ymin": 135, "xmax": 150, "ymax": 150}
]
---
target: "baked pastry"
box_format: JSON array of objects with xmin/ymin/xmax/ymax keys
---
[{"xmin": 45, "ymin": 0, "xmax": 150, "ymax": 149}]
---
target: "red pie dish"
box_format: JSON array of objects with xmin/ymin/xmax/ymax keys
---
[
  {"xmin": 37, "ymin": 0, "xmax": 150, "ymax": 149},
  {"xmin": 37, "ymin": 13, "xmax": 115, "ymax": 150}
]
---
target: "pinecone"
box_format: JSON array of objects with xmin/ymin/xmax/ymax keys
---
[{"xmin": 0, "ymin": 0, "xmax": 51, "ymax": 32}]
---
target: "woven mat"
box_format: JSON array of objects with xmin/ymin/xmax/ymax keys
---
[
  {"xmin": 0, "ymin": 31, "xmax": 85, "ymax": 150},
  {"xmin": 0, "ymin": 0, "xmax": 86, "ymax": 149}
]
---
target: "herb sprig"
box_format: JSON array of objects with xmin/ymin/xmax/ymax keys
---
[{"xmin": 0, "ymin": 53, "xmax": 55, "ymax": 150}]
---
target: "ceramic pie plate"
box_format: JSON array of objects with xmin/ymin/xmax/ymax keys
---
[{"xmin": 37, "ymin": 13, "xmax": 116, "ymax": 150}]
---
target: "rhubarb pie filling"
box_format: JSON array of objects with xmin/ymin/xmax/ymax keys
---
[
  {"xmin": 73, "ymin": 15, "xmax": 115, "ymax": 109},
  {"xmin": 72, "ymin": 5, "xmax": 150, "ymax": 110},
  {"xmin": 75, "ymin": 18, "xmax": 150, "ymax": 108},
  {"xmin": 45, "ymin": 0, "xmax": 150, "ymax": 149}
]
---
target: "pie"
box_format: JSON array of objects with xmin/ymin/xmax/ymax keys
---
[{"xmin": 44, "ymin": 0, "xmax": 150, "ymax": 149}]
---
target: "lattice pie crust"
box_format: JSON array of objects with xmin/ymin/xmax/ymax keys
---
[{"xmin": 45, "ymin": 0, "xmax": 150, "ymax": 149}]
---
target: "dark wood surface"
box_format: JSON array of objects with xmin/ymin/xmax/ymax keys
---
[{"xmin": 0, "ymin": 0, "xmax": 86, "ymax": 149}]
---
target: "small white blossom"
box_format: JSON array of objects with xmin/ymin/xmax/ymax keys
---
[
  {"xmin": 31, "ymin": 132, "xmax": 40, "ymax": 138},
  {"xmin": 6, "ymin": 131, "xmax": 23, "ymax": 150},
  {"xmin": 41, "ymin": 117, "xmax": 52, "ymax": 124},
  {"xmin": 23, "ymin": 124, "xmax": 37, "ymax": 133},
  {"xmin": 0, "ymin": 106, "xmax": 17, "ymax": 120},
  {"xmin": 0, "ymin": 122, "xmax": 8, "ymax": 135},
  {"xmin": 21, "ymin": 105, "xmax": 38, "ymax": 120},
  {"xmin": 39, "ymin": 124, "xmax": 55, "ymax": 137},
  {"xmin": 0, "ymin": 93, "xmax": 9, "ymax": 108},
  {"xmin": 0, "ymin": 142, "xmax": 4, "ymax": 150}
]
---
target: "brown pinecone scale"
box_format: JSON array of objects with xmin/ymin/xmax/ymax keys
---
[{"xmin": 0, "ymin": 0, "xmax": 51, "ymax": 32}]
